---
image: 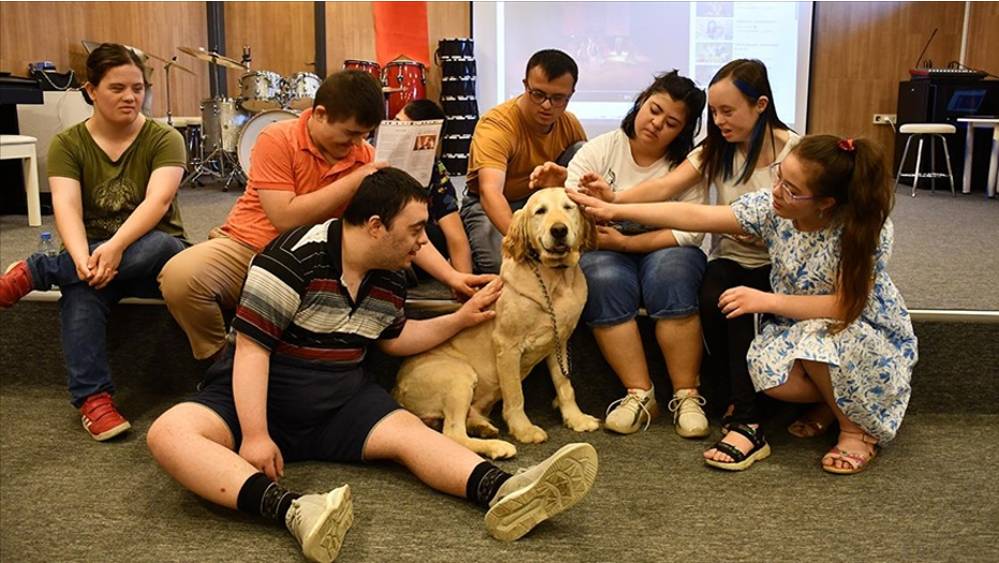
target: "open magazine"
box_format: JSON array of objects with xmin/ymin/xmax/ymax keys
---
[{"xmin": 374, "ymin": 119, "xmax": 444, "ymax": 186}]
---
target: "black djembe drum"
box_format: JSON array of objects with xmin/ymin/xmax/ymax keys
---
[{"xmin": 436, "ymin": 38, "xmax": 478, "ymax": 176}]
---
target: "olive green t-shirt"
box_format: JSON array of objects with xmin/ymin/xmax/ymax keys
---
[{"xmin": 47, "ymin": 118, "xmax": 188, "ymax": 242}]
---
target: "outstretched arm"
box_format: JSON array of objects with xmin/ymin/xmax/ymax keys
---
[
  {"xmin": 611, "ymin": 160, "xmax": 703, "ymax": 203},
  {"xmin": 567, "ymin": 190, "xmax": 745, "ymax": 235},
  {"xmin": 378, "ymin": 278, "xmax": 503, "ymax": 356}
]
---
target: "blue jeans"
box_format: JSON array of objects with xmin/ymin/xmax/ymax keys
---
[
  {"xmin": 580, "ymin": 246, "xmax": 707, "ymax": 326},
  {"xmin": 26, "ymin": 231, "xmax": 187, "ymax": 406}
]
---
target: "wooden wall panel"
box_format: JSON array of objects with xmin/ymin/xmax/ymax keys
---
[
  {"xmin": 224, "ymin": 2, "xmax": 316, "ymax": 97},
  {"xmin": 808, "ymin": 2, "xmax": 964, "ymax": 154},
  {"xmin": 0, "ymin": 1, "xmax": 209, "ymax": 117},
  {"xmin": 325, "ymin": 3, "xmax": 378, "ymax": 73},
  {"xmin": 966, "ymin": 1, "xmax": 999, "ymax": 74}
]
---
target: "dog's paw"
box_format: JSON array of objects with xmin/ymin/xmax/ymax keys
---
[
  {"xmin": 510, "ymin": 424, "xmax": 548, "ymax": 444},
  {"xmin": 481, "ymin": 440, "xmax": 518, "ymax": 460},
  {"xmin": 564, "ymin": 413, "xmax": 601, "ymax": 433},
  {"xmin": 468, "ymin": 419, "xmax": 500, "ymax": 438}
]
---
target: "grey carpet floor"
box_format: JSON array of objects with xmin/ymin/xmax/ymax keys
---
[{"xmin": 1, "ymin": 180, "xmax": 997, "ymax": 311}]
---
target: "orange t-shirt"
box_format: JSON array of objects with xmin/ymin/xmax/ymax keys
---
[
  {"xmin": 466, "ymin": 96, "xmax": 587, "ymax": 202},
  {"xmin": 221, "ymin": 108, "xmax": 373, "ymax": 251}
]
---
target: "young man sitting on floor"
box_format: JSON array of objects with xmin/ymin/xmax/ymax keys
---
[{"xmin": 146, "ymin": 168, "xmax": 599, "ymax": 562}]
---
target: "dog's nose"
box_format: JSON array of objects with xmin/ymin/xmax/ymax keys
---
[{"xmin": 550, "ymin": 223, "xmax": 568, "ymax": 239}]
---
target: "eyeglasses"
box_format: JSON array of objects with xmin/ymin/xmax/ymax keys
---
[
  {"xmin": 523, "ymin": 81, "xmax": 572, "ymax": 108},
  {"xmin": 769, "ymin": 162, "xmax": 815, "ymax": 201}
]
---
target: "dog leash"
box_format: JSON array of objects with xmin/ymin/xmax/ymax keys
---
[{"xmin": 528, "ymin": 262, "xmax": 573, "ymax": 380}]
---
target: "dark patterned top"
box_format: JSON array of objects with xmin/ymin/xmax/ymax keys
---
[{"xmin": 427, "ymin": 159, "xmax": 459, "ymax": 224}]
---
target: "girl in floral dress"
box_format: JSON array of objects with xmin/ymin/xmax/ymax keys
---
[{"xmin": 569, "ymin": 135, "xmax": 917, "ymax": 474}]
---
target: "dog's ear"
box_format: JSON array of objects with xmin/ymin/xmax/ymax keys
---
[
  {"xmin": 580, "ymin": 212, "xmax": 598, "ymax": 252},
  {"xmin": 502, "ymin": 208, "xmax": 530, "ymax": 261}
]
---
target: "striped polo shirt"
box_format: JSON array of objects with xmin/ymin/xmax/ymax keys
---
[{"xmin": 232, "ymin": 218, "xmax": 407, "ymax": 372}]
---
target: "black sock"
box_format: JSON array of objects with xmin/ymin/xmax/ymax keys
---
[
  {"xmin": 236, "ymin": 472, "xmax": 301, "ymax": 523},
  {"xmin": 465, "ymin": 461, "xmax": 512, "ymax": 509}
]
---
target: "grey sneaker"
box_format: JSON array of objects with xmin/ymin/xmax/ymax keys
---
[
  {"xmin": 604, "ymin": 387, "xmax": 659, "ymax": 434},
  {"xmin": 485, "ymin": 443, "xmax": 598, "ymax": 541},
  {"xmin": 668, "ymin": 389, "xmax": 709, "ymax": 438},
  {"xmin": 285, "ymin": 485, "xmax": 353, "ymax": 562}
]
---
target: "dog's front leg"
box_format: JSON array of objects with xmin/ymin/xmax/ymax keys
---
[
  {"xmin": 496, "ymin": 348, "xmax": 548, "ymax": 444},
  {"xmin": 546, "ymin": 346, "xmax": 601, "ymax": 432}
]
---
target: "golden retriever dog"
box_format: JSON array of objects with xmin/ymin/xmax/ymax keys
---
[{"xmin": 393, "ymin": 188, "xmax": 601, "ymax": 459}]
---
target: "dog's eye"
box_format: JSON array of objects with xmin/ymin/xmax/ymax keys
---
[
  {"xmin": 534, "ymin": 206, "xmax": 547, "ymax": 215},
  {"xmin": 564, "ymin": 203, "xmax": 574, "ymax": 210}
]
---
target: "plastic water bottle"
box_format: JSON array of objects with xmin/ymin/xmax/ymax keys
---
[{"xmin": 38, "ymin": 231, "xmax": 57, "ymax": 257}]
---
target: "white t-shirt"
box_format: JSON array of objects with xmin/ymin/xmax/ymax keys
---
[
  {"xmin": 687, "ymin": 130, "xmax": 801, "ymax": 268},
  {"xmin": 565, "ymin": 128, "xmax": 706, "ymax": 248}
]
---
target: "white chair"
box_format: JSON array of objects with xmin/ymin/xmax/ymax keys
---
[
  {"xmin": 894, "ymin": 123, "xmax": 956, "ymax": 197},
  {"xmin": 0, "ymin": 135, "xmax": 42, "ymax": 226}
]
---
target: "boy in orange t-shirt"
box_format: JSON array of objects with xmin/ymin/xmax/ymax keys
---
[{"xmin": 160, "ymin": 71, "xmax": 492, "ymax": 360}]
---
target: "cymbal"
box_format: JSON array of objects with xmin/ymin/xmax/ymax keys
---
[
  {"xmin": 178, "ymin": 46, "xmax": 246, "ymax": 70},
  {"xmin": 143, "ymin": 51, "xmax": 195, "ymax": 76}
]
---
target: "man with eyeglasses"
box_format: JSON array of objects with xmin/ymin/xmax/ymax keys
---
[{"xmin": 460, "ymin": 49, "xmax": 588, "ymax": 274}]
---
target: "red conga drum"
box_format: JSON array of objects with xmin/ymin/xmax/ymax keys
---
[
  {"xmin": 343, "ymin": 59, "xmax": 381, "ymax": 83},
  {"xmin": 382, "ymin": 57, "xmax": 427, "ymax": 119}
]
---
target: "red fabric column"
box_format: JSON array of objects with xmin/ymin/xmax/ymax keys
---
[{"xmin": 372, "ymin": 1, "xmax": 430, "ymax": 66}]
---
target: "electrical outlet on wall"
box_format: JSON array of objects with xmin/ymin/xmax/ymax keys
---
[{"xmin": 873, "ymin": 113, "xmax": 897, "ymax": 125}]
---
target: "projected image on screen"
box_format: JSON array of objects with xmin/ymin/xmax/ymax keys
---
[{"xmin": 477, "ymin": 1, "xmax": 811, "ymax": 136}]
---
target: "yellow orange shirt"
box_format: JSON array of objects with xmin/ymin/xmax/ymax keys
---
[
  {"xmin": 221, "ymin": 108, "xmax": 374, "ymax": 251},
  {"xmin": 466, "ymin": 96, "xmax": 586, "ymax": 202}
]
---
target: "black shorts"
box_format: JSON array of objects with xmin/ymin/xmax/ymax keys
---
[{"xmin": 188, "ymin": 370, "xmax": 400, "ymax": 463}]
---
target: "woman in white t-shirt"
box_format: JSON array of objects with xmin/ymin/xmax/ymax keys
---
[
  {"xmin": 530, "ymin": 71, "xmax": 711, "ymax": 439},
  {"xmin": 575, "ymin": 59, "xmax": 802, "ymax": 467}
]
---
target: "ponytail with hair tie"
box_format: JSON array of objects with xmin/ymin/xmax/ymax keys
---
[{"xmin": 837, "ymin": 138, "xmax": 856, "ymax": 152}]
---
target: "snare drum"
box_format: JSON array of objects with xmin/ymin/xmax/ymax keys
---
[
  {"xmin": 436, "ymin": 38, "xmax": 474, "ymax": 60},
  {"xmin": 201, "ymin": 98, "xmax": 250, "ymax": 153},
  {"xmin": 343, "ymin": 59, "xmax": 381, "ymax": 82},
  {"xmin": 285, "ymin": 72, "xmax": 321, "ymax": 110},
  {"xmin": 238, "ymin": 71, "xmax": 284, "ymax": 112},
  {"xmin": 440, "ymin": 59, "xmax": 477, "ymax": 79},
  {"xmin": 440, "ymin": 96, "xmax": 478, "ymax": 117},
  {"xmin": 237, "ymin": 109, "xmax": 299, "ymax": 175},
  {"xmin": 382, "ymin": 59, "xmax": 427, "ymax": 119},
  {"xmin": 440, "ymin": 77, "xmax": 476, "ymax": 97}
]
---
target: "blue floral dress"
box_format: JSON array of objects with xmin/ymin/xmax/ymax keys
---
[{"xmin": 731, "ymin": 191, "xmax": 918, "ymax": 442}]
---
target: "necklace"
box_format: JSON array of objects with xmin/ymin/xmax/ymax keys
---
[{"xmin": 528, "ymin": 262, "xmax": 573, "ymax": 380}]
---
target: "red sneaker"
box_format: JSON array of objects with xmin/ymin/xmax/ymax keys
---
[
  {"xmin": 0, "ymin": 261, "xmax": 34, "ymax": 309},
  {"xmin": 79, "ymin": 392, "xmax": 131, "ymax": 441}
]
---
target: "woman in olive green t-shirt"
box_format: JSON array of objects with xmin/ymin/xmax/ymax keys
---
[{"xmin": 0, "ymin": 43, "xmax": 188, "ymax": 442}]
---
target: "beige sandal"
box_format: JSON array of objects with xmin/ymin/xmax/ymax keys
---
[{"xmin": 822, "ymin": 431, "xmax": 879, "ymax": 475}]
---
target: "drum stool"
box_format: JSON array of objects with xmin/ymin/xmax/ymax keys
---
[{"xmin": 894, "ymin": 123, "xmax": 956, "ymax": 197}]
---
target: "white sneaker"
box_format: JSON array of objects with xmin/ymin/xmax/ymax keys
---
[
  {"xmin": 285, "ymin": 485, "xmax": 354, "ymax": 562},
  {"xmin": 485, "ymin": 443, "xmax": 598, "ymax": 541},
  {"xmin": 604, "ymin": 387, "xmax": 659, "ymax": 434},
  {"xmin": 668, "ymin": 389, "xmax": 709, "ymax": 438}
]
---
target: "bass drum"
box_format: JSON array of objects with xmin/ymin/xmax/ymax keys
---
[
  {"xmin": 237, "ymin": 109, "xmax": 299, "ymax": 176},
  {"xmin": 201, "ymin": 98, "xmax": 249, "ymax": 153}
]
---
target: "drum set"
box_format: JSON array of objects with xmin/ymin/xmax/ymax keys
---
[{"xmin": 176, "ymin": 46, "xmax": 318, "ymax": 191}]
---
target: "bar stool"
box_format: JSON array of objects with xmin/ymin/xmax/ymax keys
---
[
  {"xmin": 894, "ymin": 123, "xmax": 956, "ymax": 197},
  {"xmin": 0, "ymin": 134, "xmax": 42, "ymax": 226}
]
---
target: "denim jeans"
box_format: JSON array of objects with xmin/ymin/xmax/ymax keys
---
[
  {"xmin": 26, "ymin": 230, "xmax": 187, "ymax": 406},
  {"xmin": 580, "ymin": 246, "xmax": 707, "ymax": 326}
]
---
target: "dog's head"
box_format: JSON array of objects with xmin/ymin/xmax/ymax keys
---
[{"xmin": 502, "ymin": 188, "xmax": 596, "ymax": 268}]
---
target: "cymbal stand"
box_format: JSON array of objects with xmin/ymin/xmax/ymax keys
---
[{"xmin": 162, "ymin": 56, "xmax": 179, "ymax": 127}]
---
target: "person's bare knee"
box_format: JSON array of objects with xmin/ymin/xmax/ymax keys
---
[{"xmin": 147, "ymin": 403, "xmax": 233, "ymax": 460}]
